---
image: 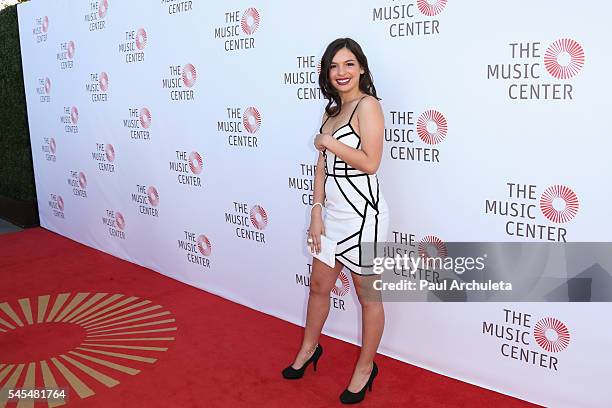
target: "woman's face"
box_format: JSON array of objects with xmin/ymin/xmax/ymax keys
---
[{"xmin": 329, "ymin": 47, "xmax": 364, "ymax": 93}]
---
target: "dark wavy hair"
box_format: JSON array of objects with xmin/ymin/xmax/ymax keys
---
[{"xmin": 319, "ymin": 38, "xmax": 378, "ymax": 117}]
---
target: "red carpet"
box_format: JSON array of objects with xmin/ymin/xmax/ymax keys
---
[{"xmin": 0, "ymin": 228, "xmax": 537, "ymax": 407}]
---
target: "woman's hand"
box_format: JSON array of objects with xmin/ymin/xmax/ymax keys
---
[
  {"xmin": 307, "ymin": 208, "xmax": 325, "ymax": 254},
  {"xmin": 314, "ymin": 133, "xmax": 332, "ymax": 152}
]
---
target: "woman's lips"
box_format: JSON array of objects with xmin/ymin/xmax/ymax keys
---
[{"xmin": 336, "ymin": 78, "xmax": 350, "ymax": 86}]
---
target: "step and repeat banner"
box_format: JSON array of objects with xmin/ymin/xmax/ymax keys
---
[{"xmin": 17, "ymin": 1, "xmax": 610, "ymax": 406}]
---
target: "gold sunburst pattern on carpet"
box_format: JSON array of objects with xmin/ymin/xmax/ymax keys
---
[{"xmin": 0, "ymin": 292, "xmax": 177, "ymax": 407}]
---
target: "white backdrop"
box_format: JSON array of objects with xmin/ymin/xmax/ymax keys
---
[{"xmin": 17, "ymin": 1, "xmax": 611, "ymax": 406}]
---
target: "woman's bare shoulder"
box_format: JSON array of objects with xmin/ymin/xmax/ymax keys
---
[{"xmin": 357, "ymin": 95, "xmax": 383, "ymax": 118}]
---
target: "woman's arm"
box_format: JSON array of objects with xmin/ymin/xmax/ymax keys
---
[
  {"xmin": 315, "ymin": 97, "xmax": 384, "ymax": 175},
  {"xmin": 312, "ymin": 151, "xmax": 326, "ymax": 208},
  {"xmin": 308, "ymin": 151, "xmax": 327, "ymax": 254}
]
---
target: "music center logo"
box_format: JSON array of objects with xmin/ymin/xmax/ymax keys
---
[
  {"xmin": 60, "ymin": 106, "xmax": 79, "ymax": 134},
  {"xmin": 103, "ymin": 209, "xmax": 126, "ymax": 240},
  {"xmin": 67, "ymin": 171, "xmax": 88, "ymax": 198},
  {"xmin": 162, "ymin": 64, "xmax": 197, "ymax": 101},
  {"xmin": 214, "ymin": 7, "xmax": 261, "ymax": 51},
  {"xmin": 484, "ymin": 183, "xmax": 579, "ymax": 241},
  {"xmin": 283, "ymin": 55, "xmax": 324, "ymax": 101},
  {"xmin": 123, "ymin": 107, "xmax": 151, "ymax": 141},
  {"xmin": 250, "ymin": 205, "xmax": 268, "ymax": 230},
  {"xmin": 168, "ymin": 150, "xmax": 203, "ymax": 188},
  {"xmin": 57, "ymin": 41, "xmax": 75, "ymax": 69},
  {"xmin": 241, "ymin": 8, "xmax": 260, "ymax": 34},
  {"xmin": 533, "ymin": 317, "xmax": 570, "ymax": 353},
  {"xmin": 131, "ymin": 184, "xmax": 159, "ymax": 217},
  {"xmin": 98, "ymin": 0, "xmax": 108, "ymax": 18},
  {"xmin": 416, "ymin": 110, "xmax": 447, "ymax": 145},
  {"xmin": 372, "ymin": 0, "xmax": 447, "ymax": 38},
  {"xmin": 486, "ymin": 39, "xmax": 585, "ymax": 100},
  {"xmin": 32, "ymin": 16, "xmax": 48, "ymax": 43},
  {"xmin": 539, "ymin": 185, "xmax": 579, "ymax": 224},
  {"xmin": 385, "ymin": 108, "xmax": 447, "ymax": 163},
  {"xmin": 225, "ymin": 202, "xmax": 268, "ymax": 243},
  {"xmin": 48, "ymin": 194, "xmax": 65, "ymax": 218},
  {"xmin": 36, "ymin": 77, "xmax": 51, "ymax": 103},
  {"xmin": 92, "ymin": 143, "xmax": 116, "ymax": 173},
  {"xmin": 42, "ymin": 137, "xmax": 57, "ymax": 162},
  {"xmin": 544, "ymin": 39, "xmax": 584, "ymax": 80},
  {"xmin": 217, "ymin": 106, "xmax": 262, "ymax": 148},
  {"xmin": 482, "ymin": 309, "xmax": 570, "ymax": 371},
  {"xmin": 119, "ymin": 28, "xmax": 147, "ymax": 63},
  {"xmin": 85, "ymin": 0, "xmax": 108, "ymax": 31},
  {"xmin": 243, "ymin": 107, "xmax": 261, "ymax": 133},
  {"xmin": 86, "ymin": 72, "xmax": 109, "ymax": 102},
  {"xmin": 178, "ymin": 230, "xmax": 212, "ymax": 269}
]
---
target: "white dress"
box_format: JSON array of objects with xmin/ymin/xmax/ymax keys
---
[{"xmin": 320, "ymin": 97, "xmax": 389, "ymax": 275}]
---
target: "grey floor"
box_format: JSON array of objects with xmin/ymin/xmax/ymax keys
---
[{"xmin": 0, "ymin": 218, "xmax": 22, "ymax": 235}]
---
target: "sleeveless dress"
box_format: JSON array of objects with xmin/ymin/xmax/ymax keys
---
[{"xmin": 320, "ymin": 96, "xmax": 389, "ymax": 275}]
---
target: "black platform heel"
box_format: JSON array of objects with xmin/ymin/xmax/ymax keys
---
[
  {"xmin": 282, "ymin": 344, "xmax": 323, "ymax": 379},
  {"xmin": 339, "ymin": 362, "xmax": 378, "ymax": 404}
]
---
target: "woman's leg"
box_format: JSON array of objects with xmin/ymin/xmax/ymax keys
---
[
  {"xmin": 346, "ymin": 273, "xmax": 384, "ymax": 391},
  {"xmin": 291, "ymin": 258, "xmax": 344, "ymax": 368}
]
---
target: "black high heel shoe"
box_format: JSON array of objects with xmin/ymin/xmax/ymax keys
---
[
  {"xmin": 282, "ymin": 344, "xmax": 323, "ymax": 379},
  {"xmin": 339, "ymin": 362, "xmax": 378, "ymax": 404}
]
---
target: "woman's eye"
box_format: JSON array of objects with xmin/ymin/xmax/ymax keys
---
[{"xmin": 347, "ymin": 63, "xmax": 354, "ymax": 66}]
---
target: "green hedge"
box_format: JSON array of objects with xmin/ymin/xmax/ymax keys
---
[{"xmin": 0, "ymin": 4, "xmax": 36, "ymax": 202}]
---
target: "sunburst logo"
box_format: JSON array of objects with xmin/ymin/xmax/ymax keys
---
[
  {"xmin": 417, "ymin": 0, "xmax": 448, "ymax": 16},
  {"xmin": 44, "ymin": 78, "xmax": 51, "ymax": 94},
  {"xmin": 42, "ymin": 16, "xmax": 49, "ymax": 33},
  {"xmin": 98, "ymin": 0, "xmax": 108, "ymax": 18},
  {"xmin": 197, "ymin": 235, "xmax": 212, "ymax": 257},
  {"xmin": 416, "ymin": 110, "xmax": 447, "ymax": 145},
  {"xmin": 67, "ymin": 41, "xmax": 76, "ymax": 59},
  {"xmin": 0, "ymin": 293, "xmax": 176, "ymax": 403},
  {"xmin": 115, "ymin": 212, "xmax": 125, "ymax": 230},
  {"xmin": 99, "ymin": 72, "xmax": 109, "ymax": 92},
  {"xmin": 249, "ymin": 205, "xmax": 268, "ymax": 230},
  {"xmin": 418, "ymin": 235, "xmax": 448, "ymax": 259},
  {"xmin": 136, "ymin": 28, "xmax": 147, "ymax": 50},
  {"xmin": 105, "ymin": 144, "xmax": 115, "ymax": 162},
  {"xmin": 544, "ymin": 39, "xmax": 585, "ymax": 80},
  {"xmin": 188, "ymin": 151, "xmax": 203, "ymax": 175},
  {"xmin": 182, "ymin": 64, "xmax": 197, "ymax": 88},
  {"xmin": 71, "ymin": 106, "xmax": 79, "ymax": 124},
  {"xmin": 539, "ymin": 185, "xmax": 579, "ymax": 223},
  {"xmin": 49, "ymin": 138, "xmax": 56, "ymax": 154},
  {"xmin": 243, "ymin": 107, "xmax": 261, "ymax": 134},
  {"xmin": 331, "ymin": 271, "xmax": 350, "ymax": 296},
  {"xmin": 140, "ymin": 107, "xmax": 152, "ymax": 129},
  {"xmin": 78, "ymin": 172, "xmax": 87, "ymax": 189},
  {"xmin": 147, "ymin": 186, "xmax": 159, "ymax": 207},
  {"xmin": 241, "ymin": 8, "xmax": 260, "ymax": 35},
  {"xmin": 534, "ymin": 317, "xmax": 570, "ymax": 353}
]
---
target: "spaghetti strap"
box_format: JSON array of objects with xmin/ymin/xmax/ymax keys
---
[
  {"xmin": 319, "ymin": 114, "xmax": 331, "ymax": 133},
  {"xmin": 320, "ymin": 95, "xmax": 368, "ymax": 133},
  {"xmin": 348, "ymin": 95, "xmax": 368, "ymax": 122}
]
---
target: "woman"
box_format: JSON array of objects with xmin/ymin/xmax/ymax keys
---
[{"xmin": 282, "ymin": 38, "xmax": 389, "ymax": 405}]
